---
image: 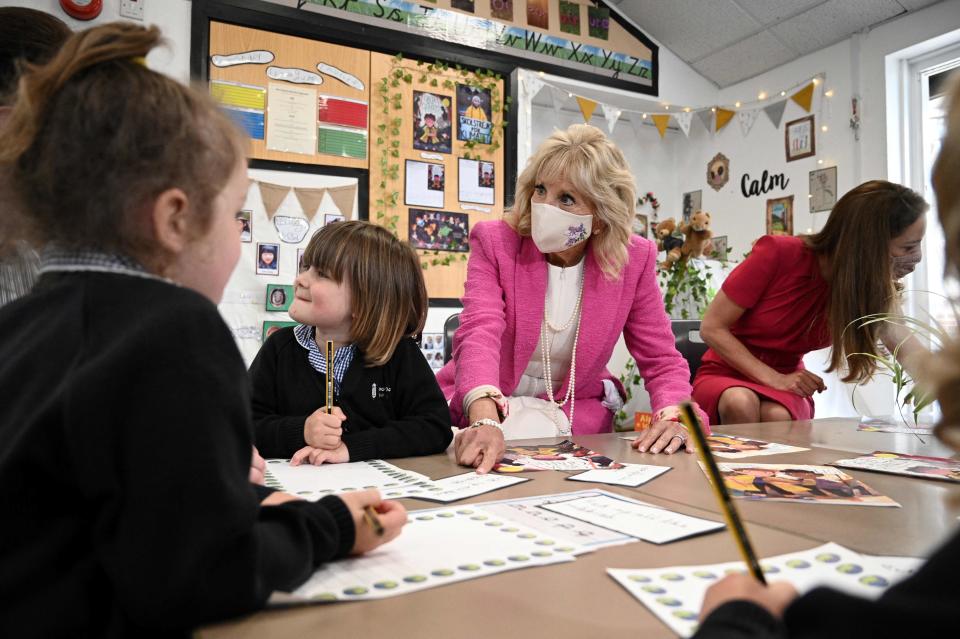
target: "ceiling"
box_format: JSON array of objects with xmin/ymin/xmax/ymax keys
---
[{"xmin": 609, "ymin": 0, "xmax": 945, "ymax": 87}]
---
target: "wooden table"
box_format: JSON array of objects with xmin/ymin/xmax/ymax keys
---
[{"xmin": 198, "ymin": 419, "xmax": 960, "ymax": 638}]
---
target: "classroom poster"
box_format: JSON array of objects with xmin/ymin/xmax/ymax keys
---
[
  {"xmin": 405, "ymin": 160, "xmax": 446, "ymax": 208},
  {"xmin": 707, "ymin": 434, "xmax": 809, "ymax": 459},
  {"xmin": 588, "ymin": 6, "xmax": 610, "ymax": 40},
  {"xmin": 526, "ymin": 0, "xmax": 549, "ymax": 29},
  {"xmin": 456, "ymin": 84, "xmax": 493, "ymax": 144},
  {"xmin": 408, "ymin": 210, "xmax": 469, "ymax": 252},
  {"xmin": 412, "ymin": 91, "xmax": 453, "ymax": 153},
  {"xmin": 489, "ymin": 0, "xmax": 513, "ymax": 21},
  {"xmin": 559, "ymin": 1, "xmax": 581, "ymax": 35},
  {"xmin": 265, "ymin": 82, "xmax": 317, "ymax": 155},
  {"xmin": 458, "ymin": 158, "xmax": 495, "ymax": 205},
  {"xmin": 495, "ymin": 439, "xmax": 624, "ymax": 472},
  {"xmin": 707, "ymin": 463, "xmax": 900, "ymax": 507}
]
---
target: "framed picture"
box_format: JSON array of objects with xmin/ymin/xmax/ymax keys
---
[
  {"xmin": 809, "ymin": 166, "xmax": 837, "ymax": 213},
  {"xmin": 412, "ymin": 90, "xmax": 453, "ymax": 154},
  {"xmin": 419, "ymin": 332, "xmax": 445, "ymax": 370},
  {"xmin": 266, "ymin": 284, "xmax": 294, "ymax": 312},
  {"xmin": 706, "ymin": 153, "xmax": 730, "ymax": 191},
  {"xmin": 256, "ymin": 242, "xmax": 280, "ymax": 276},
  {"xmin": 324, "ymin": 212, "xmax": 345, "ymax": 226},
  {"xmin": 633, "ymin": 213, "xmax": 649, "ymax": 238},
  {"xmin": 785, "ymin": 115, "xmax": 816, "ymax": 162},
  {"xmin": 682, "ymin": 190, "xmax": 702, "ymax": 223},
  {"xmin": 766, "ymin": 196, "xmax": 794, "ymax": 236},
  {"xmin": 408, "ymin": 209, "xmax": 469, "ymax": 252},
  {"xmin": 456, "ymin": 84, "xmax": 493, "ymax": 144},
  {"xmin": 297, "ymin": 248, "xmax": 306, "ymax": 271},
  {"xmin": 710, "ymin": 235, "xmax": 728, "ymax": 261},
  {"xmin": 262, "ymin": 320, "xmax": 297, "ymax": 342},
  {"xmin": 236, "ymin": 209, "xmax": 252, "ymax": 243}
]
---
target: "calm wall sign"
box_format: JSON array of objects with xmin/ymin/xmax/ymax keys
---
[{"xmin": 741, "ymin": 170, "xmax": 790, "ymax": 198}]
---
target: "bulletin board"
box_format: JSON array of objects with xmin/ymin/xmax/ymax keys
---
[{"xmin": 208, "ymin": 21, "xmax": 370, "ymax": 169}]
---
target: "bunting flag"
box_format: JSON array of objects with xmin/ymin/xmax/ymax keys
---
[
  {"xmin": 715, "ymin": 108, "xmax": 735, "ymax": 132},
  {"xmin": 651, "ymin": 114, "xmax": 671, "ymax": 138},
  {"xmin": 293, "ymin": 187, "xmax": 326, "ymax": 222},
  {"xmin": 327, "ymin": 185, "xmax": 357, "ymax": 218},
  {"xmin": 576, "ymin": 96, "xmax": 597, "ymax": 122},
  {"xmin": 674, "ymin": 111, "xmax": 693, "ymax": 137},
  {"xmin": 523, "ymin": 75, "xmax": 545, "ymax": 99},
  {"xmin": 737, "ymin": 109, "xmax": 759, "ymax": 137},
  {"xmin": 257, "ymin": 182, "xmax": 291, "ymax": 220},
  {"xmin": 628, "ymin": 113, "xmax": 646, "ymax": 140},
  {"xmin": 763, "ymin": 100, "xmax": 788, "ymax": 129},
  {"xmin": 791, "ymin": 82, "xmax": 815, "ymax": 112},
  {"xmin": 600, "ymin": 103, "xmax": 620, "ymax": 134},
  {"xmin": 550, "ymin": 86, "xmax": 566, "ymax": 119},
  {"xmin": 697, "ymin": 109, "xmax": 714, "ymax": 133}
]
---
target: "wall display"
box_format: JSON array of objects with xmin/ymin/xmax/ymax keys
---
[
  {"xmin": 273, "ymin": 215, "xmax": 311, "ymax": 243},
  {"xmin": 318, "ymin": 125, "xmax": 368, "ymax": 159},
  {"xmin": 324, "ymin": 213, "xmax": 345, "ymax": 226},
  {"xmin": 766, "ymin": 195, "xmax": 794, "ymax": 236},
  {"xmin": 265, "ymin": 65, "xmax": 323, "ymax": 85},
  {"xmin": 236, "ymin": 209, "xmax": 253, "ymax": 243},
  {"xmin": 458, "ymin": 158, "xmax": 495, "ymax": 205},
  {"xmin": 263, "ymin": 320, "xmax": 297, "ymax": 342},
  {"xmin": 317, "ymin": 94, "xmax": 368, "ymax": 129},
  {"xmin": 809, "ymin": 166, "xmax": 837, "ymax": 213},
  {"xmin": 266, "ymin": 284, "xmax": 294, "ymax": 312},
  {"xmin": 316, "ymin": 62, "xmax": 365, "ymax": 90},
  {"xmin": 257, "ymin": 242, "xmax": 281, "ymax": 275},
  {"xmin": 413, "ymin": 91, "xmax": 453, "ymax": 153},
  {"xmin": 710, "ymin": 235, "xmax": 728, "ymax": 261},
  {"xmin": 419, "ymin": 332, "xmax": 445, "ymax": 371},
  {"xmin": 405, "ymin": 160, "xmax": 446, "ymax": 209},
  {"xmin": 588, "ymin": 6, "xmax": 610, "ymax": 40},
  {"xmin": 409, "ymin": 210, "xmax": 469, "ymax": 252},
  {"xmin": 212, "ymin": 50, "xmax": 275, "ymax": 68},
  {"xmin": 526, "ymin": 0, "xmax": 549, "ymax": 29},
  {"xmin": 490, "ymin": 0, "xmax": 513, "ymax": 21},
  {"xmin": 559, "ymin": 1, "xmax": 581, "ymax": 35},
  {"xmin": 785, "ymin": 115, "xmax": 816, "ymax": 162},
  {"xmin": 211, "ymin": 80, "xmax": 266, "ymax": 140},
  {"xmin": 451, "ymin": 0, "xmax": 474, "ymax": 12},
  {"xmin": 633, "ymin": 213, "xmax": 649, "ymax": 238},
  {"xmin": 682, "ymin": 190, "xmax": 702, "ymax": 223},
  {"xmin": 706, "ymin": 153, "xmax": 730, "ymax": 192},
  {"xmin": 456, "ymin": 84, "xmax": 493, "ymax": 144},
  {"xmin": 740, "ymin": 170, "xmax": 790, "ymax": 198}
]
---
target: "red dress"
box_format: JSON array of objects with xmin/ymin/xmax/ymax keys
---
[{"xmin": 692, "ymin": 235, "xmax": 830, "ymax": 423}]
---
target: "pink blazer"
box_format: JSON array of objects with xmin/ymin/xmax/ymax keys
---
[{"xmin": 437, "ymin": 220, "xmax": 705, "ymax": 434}]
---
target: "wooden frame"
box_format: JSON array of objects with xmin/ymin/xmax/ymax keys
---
[
  {"xmin": 766, "ymin": 196, "xmax": 794, "ymax": 236},
  {"xmin": 809, "ymin": 166, "xmax": 837, "ymax": 213},
  {"xmin": 785, "ymin": 115, "xmax": 816, "ymax": 162}
]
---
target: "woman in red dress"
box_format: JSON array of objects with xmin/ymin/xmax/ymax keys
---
[{"xmin": 693, "ymin": 180, "xmax": 927, "ymax": 424}]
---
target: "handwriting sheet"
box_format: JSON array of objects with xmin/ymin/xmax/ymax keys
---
[
  {"xmin": 264, "ymin": 459, "xmax": 430, "ymax": 500},
  {"xmin": 567, "ymin": 463, "xmax": 671, "ymax": 487},
  {"xmin": 541, "ymin": 494, "xmax": 724, "ymax": 544},
  {"xmin": 609, "ymin": 542, "xmax": 921, "ymax": 637},
  {"xmin": 282, "ymin": 506, "xmax": 582, "ymax": 602},
  {"xmin": 389, "ymin": 472, "xmax": 530, "ymax": 502}
]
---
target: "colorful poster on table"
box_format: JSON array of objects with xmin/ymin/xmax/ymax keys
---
[
  {"xmin": 408, "ymin": 209, "xmax": 469, "ymax": 252},
  {"xmin": 458, "ymin": 158, "xmax": 494, "ymax": 205},
  {"xmin": 412, "ymin": 91, "xmax": 453, "ymax": 153},
  {"xmin": 405, "ymin": 160, "xmax": 445, "ymax": 209},
  {"xmin": 559, "ymin": 1, "xmax": 581, "ymax": 35},
  {"xmin": 266, "ymin": 82, "xmax": 317, "ymax": 155},
  {"xmin": 495, "ymin": 440, "xmax": 624, "ymax": 473},
  {"xmin": 317, "ymin": 94, "xmax": 368, "ymax": 129},
  {"xmin": 831, "ymin": 451, "xmax": 960, "ymax": 484},
  {"xmin": 707, "ymin": 434, "xmax": 809, "ymax": 459},
  {"xmin": 456, "ymin": 84, "xmax": 493, "ymax": 144}
]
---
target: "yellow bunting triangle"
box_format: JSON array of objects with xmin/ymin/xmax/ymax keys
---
[
  {"xmin": 576, "ymin": 96, "xmax": 597, "ymax": 122},
  {"xmin": 715, "ymin": 108, "xmax": 735, "ymax": 132},
  {"xmin": 791, "ymin": 83, "xmax": 815, "ymax": 112},
  {"xmin": 651, "ymin": 114, "xmax": 671, "ymax": 138}
]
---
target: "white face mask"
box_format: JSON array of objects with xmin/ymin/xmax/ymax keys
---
[
  {"xmin": 530, "ymin": 202, "xmax": 593, "ymax": 254},
  {"xmin": 891, "ymin": 251, "xmax": 922, "ymax": 279}
]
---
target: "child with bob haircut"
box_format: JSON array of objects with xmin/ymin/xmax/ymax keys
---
[
  {"xmin": 250, "ymin": 220, "xmax": 453, "ymax": 465},
  {"xmin": 0, "ymin": 23, "xmax": 405, "ymax": 637}
]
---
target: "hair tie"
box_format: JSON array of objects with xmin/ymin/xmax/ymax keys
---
[{"xmin": 131, "ymin": 56, "xmax": 147, "ymax": 67}]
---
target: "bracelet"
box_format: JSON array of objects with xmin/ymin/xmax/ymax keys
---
[{"xmin": 469, "ymin": 418, "xmax": 503, "ymax": 432}]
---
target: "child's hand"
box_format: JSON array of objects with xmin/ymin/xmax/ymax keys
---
[
  {"xmin": 337, "ymin": 489, "xmax": 407, "ymax": 554},
  {"xmin": 304, "ymin": 406, "xmax": 346, "ymax": 449},
  {"xmin": 249, "ymin": 446, "xmax": 266, "ymax": 485},
  {"xmin": 290, "ymin": 442, "xmax": 350, "ymax": 466},
  {"xmin": 699, "ymin": 574, "xmax": 798, "ymax": 621}
]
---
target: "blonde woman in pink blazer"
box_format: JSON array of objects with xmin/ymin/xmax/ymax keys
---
[{"xmin": 436, "ymin": 124, "xmax": 707, "ymax": 473}]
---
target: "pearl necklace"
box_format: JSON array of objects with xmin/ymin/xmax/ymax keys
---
[{"xmin": 540, "ymin": 267, "xmax": 585, "ymax": 436}]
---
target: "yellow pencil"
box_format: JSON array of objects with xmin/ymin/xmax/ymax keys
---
[
  {"xmin": 679, "ymin": 402, "xmax": 766, "ymax": 584},
  {"xmin": 324, "ymin": 340, "xmax": 334, "ymax": 415},
  {"xmin": 363, "ymin": 505, "xmax": 385, "ymax": 537}
]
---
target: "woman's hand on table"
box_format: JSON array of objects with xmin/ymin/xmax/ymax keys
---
[
  {"xmin": 454, "ymin": 424, "xmax": 506, "ymax": 474},
  {"xmin": 631, "ymin": 419, "xmax": 695, "ymax": 455},
  {"xmin": 772, "ymin": 370, "xmax": 826, "ymax": 398},
  {"xmin": 699, "ymin": 574, "xmax": 798, "ymax": 621}
]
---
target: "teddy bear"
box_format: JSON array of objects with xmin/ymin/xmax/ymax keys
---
[
  {"xmin": 679, "ymin": 210, "xmax": 713, "ymax": 260},
  {"xmin": 654, "ymin": 217, "xmax": 685, "ymax": 269}
]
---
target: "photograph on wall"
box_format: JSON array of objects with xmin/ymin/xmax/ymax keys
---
[
  {"xmin": 633, "ymin": 213, "xmax": 649, "ymax": 238},
  {"xmin": 236, "ymin": 209, "xmax": 252, "ymax": 243},
  {"xmin": 558, "ymin": 1, "xmax": 581, "ymax": 35},
  {"xmin": 256, "ymin": 242, "xmax": 280, "ymax": 276},
  {"xmin": 456, "ymin": 84, "xmax": 493, "ymax": 145},
  {"xmin": 490, "ymin": 0, "xmax": 513, "ymax": 21},
  {"xmin": 682, "ymin": 190, "xmax": 702, "ymax": 224},
  {"xmin": 297, "ymin": 247, "xmax": 306, "ymax": 271},
  {"xmin": 710, "ymin": 235, "xmax": 729, "ymax": 261},
  {"xmin": 766, "ymin": 195, "xmax": 794, "ymax": 236},
  {"xmin": 324, "ymin": 213, "xmax": 345, "ymax": 226},
  {"xmin": 419, "ymin": 332, "xmax": 445, "ymax": 371},
  {"xmin": 526, "ymin": 0, "xmax": 549, "ymax": 29},
  {"xmin": 266, "ymin": 284, "xmax": 294, "ymax": 312},
  {"xmin": 412, "ymin": 90, "xmax": 452, "ymax": 153},
  {"xmin": 405, "ymin": 160, "xmax": 446, "ymax": 209},
  {"xmin": 809, "ymin": 166, "xmax": 837, "ymax": 213},
  {"xmin": 458, "ymin": 158, "xmax": 495, "ymax": 205},
  {"xmin": 706, "ymin": 153, "xmax": 730, "ymax": 192},
  {"xmin": 408, "ymin": 209, "xmax": 470, "ymax": 253},
  {"xmin": 262, "ymin": 320, "xmax": 297, "ymax": 343},
  {"xmin": 450, "ymin": 0, "xmax": 474, "ymax": 12},
  {"xmin": 785, "ymin": 115, "xmax": 816, "ymax": 162},
  {"xmin": 588, "ymin": 6, "xmax": 610, "ymax": 40}
]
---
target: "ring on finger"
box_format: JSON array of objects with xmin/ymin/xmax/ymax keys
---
[{"xmin": 670, "ymin": 433, "xmax": 686, "ymax": 444}]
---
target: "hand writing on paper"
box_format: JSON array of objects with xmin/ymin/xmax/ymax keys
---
[
  {"xmin": 290, "ymin": 442, "xmax": 350, "ymax": 466},
  {"xmin": 338, "ymin": 489, "xmax": 407, "ymax": 554},
  {"xmin": 249, "ymin": 446, "xmax": 266, "ymax": 485},
  {"xmin": 699, "ymin": 574, "xmax": 798, "ymax": 621},
  {"xmin": 304, "ymin": 406, "xmax": 346, "ymax": 449},
  {"xmin": 631, "ymin": 420, "xmax": 695, "ymax": 455},
  {"xmin": 453, "ymin": 425, "xmax": 506, "ymax": 474}
]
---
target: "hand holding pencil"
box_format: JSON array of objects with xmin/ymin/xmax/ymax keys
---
[{"xmin": 338, "ymin": 489, "xmax": 407, "ymax": 554}]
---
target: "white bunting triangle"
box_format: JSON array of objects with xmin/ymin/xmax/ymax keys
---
[
  {"xmin": 674, "ymin": 111, "xmax": 693, "ymax": 137},
  {"xmin": 697, "ymin": 109, "xmax": 714, "ymax": 133},
  {"xmin": 763, "ymin": 100, "xmax": 788, "ymax": 129},
  {"xmin": 523, "ymin": 75, "xmax": 544, "ymax": 100},
  {"xmin": 629, "ymin": 113, "xmax": 646, "ymax": 140},
  {"xmin": 550, "ymin": 86, "xmax": 566, "ymax": 119},
  {"xmin": 738, "ymin": 108, "xmax": 759, "ymax": 137},
  {"xmin": 601, "ymin": 103, "xmax": 621, "ymax": 134}
]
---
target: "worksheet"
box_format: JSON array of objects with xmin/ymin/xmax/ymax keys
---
[
  {"xmin": 567, "ymin": 463, "xmax": 671, "ymax": 487},
  {"xmin": 609, "ymin": 542, "xmax": 921, "ymax": 638},
  {"xmin": 541, "ymin": 494, "xmax": 725, "ymax": 544},
  {"xmin": 381, "ymin": 472, "xmax": 530, "ymax": 502},
  {"xmin": 263, "ymin": 459, "xmax": 430, "ymax": 500}
]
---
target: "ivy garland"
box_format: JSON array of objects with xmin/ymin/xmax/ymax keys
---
[{"xmin": 373, "ymin": 53, "xmax": 511, "ymax": 269}]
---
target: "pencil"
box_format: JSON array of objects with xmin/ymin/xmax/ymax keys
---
[
  {"xmin": 324, "ymin": 340, "xmax": 334, "ymax": 415},
  {"xmin": 679, "ymin": 402, "xmax": 767, "ymax": 584},
  {"xmin": 363, "ymin": 505, "xmax": 385, "ymax": 536}
]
